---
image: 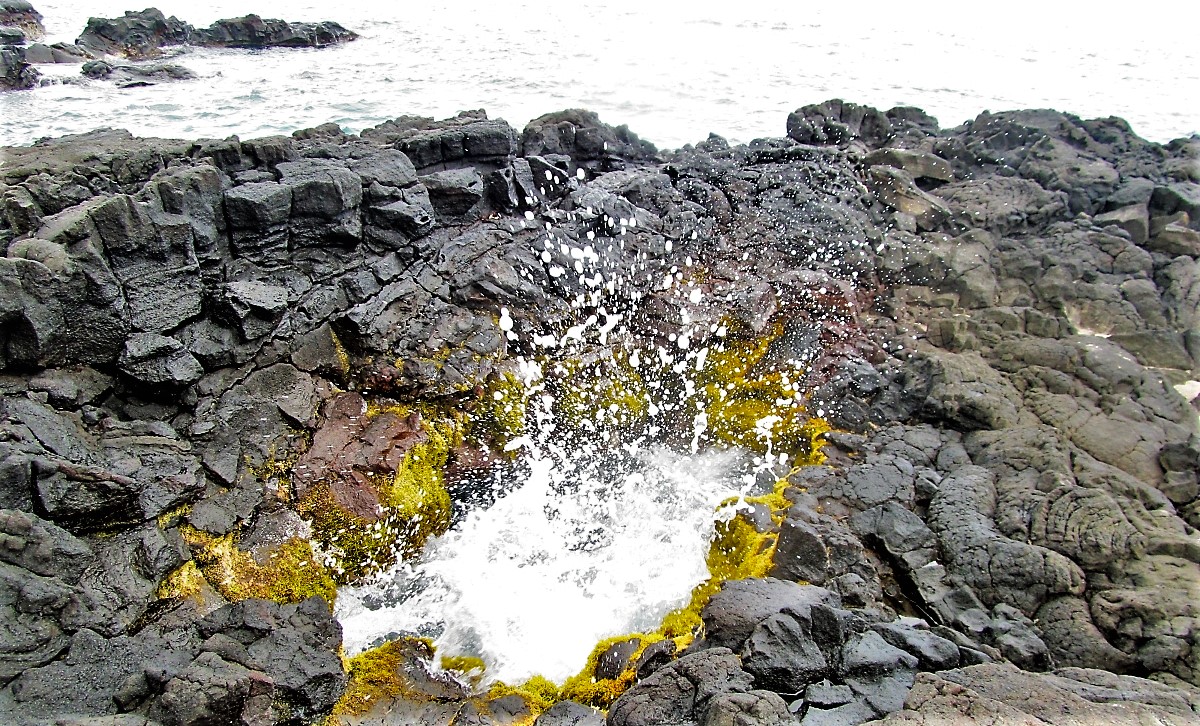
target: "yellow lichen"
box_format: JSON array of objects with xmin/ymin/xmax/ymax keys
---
[
  {"xmin": 554, "ymin": 470, "xmax": 816, "ymax": 709},
  {"xmin": 557, "ymin": 633, "xmax": 667, "ymax": 709},
  {"xmin": 488, "ymin": 674, "xmax": 560, "ymax": 713},
  {"xmin": 295, "ymin": 483, "xmax": 389, "ymax": 584},
  {"xmin": 331, "ymin": 327, "xmax": 352, "ymax": 376},
  {"xmin": 155, "ymin": 502, "xmax": 193, "ymax": 529},
  {"xmin": 245, "ymin": 430, "xmax": 310, "ymax": 494},
  {"xmin": 177, "ymin": 526, "xmax": 337, "ymax": 607},
  {"xmin": 440, "ymin": 654, "xmax": 486, "ymax": 675},
  {"xmin": 697, "ymin": 322, "xmax": 830, "ymax": 464},
  {"xmin": 471, "ymin": 371, "xmax": 530, "ymax": 451},
  {"xmin": 154, "ymin": 560, "xmax": 206, "ymax": 603},
  {"xmin": 658, "ymin": 488, "xmax": 785, "ymax": 644}
]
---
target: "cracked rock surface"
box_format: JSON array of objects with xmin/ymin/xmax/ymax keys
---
[{"xmin": 1, "ymin": 99, "xmax": 1198, "ymax": 725}]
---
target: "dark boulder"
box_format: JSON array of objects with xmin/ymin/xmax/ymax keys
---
[
  {"xmin": 118, "ymin": 333, "xmax": 204, "ymax": 387},
  {"xmin": 740, "ymin": 611, "xmax": 832, "ymax": 692},
  {"xmin": 787, "ymin": 99, "xmax": 893, "ymax": 148},
  {"xmin": 840, "ymin": 631, "xmax": 918, "ymax": 679},
  {"xmin": 81, "ymin": 59, "xmax": 196, "ymax": 87},
  {"xmin": 862, "ymin": 148, "xmax": 953, "ymax": 183},
  {"xmin": 223, "ymin": 181, "xmax": 292, "ymax": 254},
  {"xmin": 1, "ymin": 44, "xmax": 38, "ymax": 90},
  {"xmin": 607, "ymin": 648, "xmax": 756, "ymax": 726},
  {"xmin": 22, "ymin": 41, "xmax": 88, "ymax": 64},
  {"xmin": 770, "ymin": 516, "xmax": 830, "ymax": 584},
  {"xmin": 214, "ymin": 280, "xmax": 289, "ymax": 341},
  {"xmin": 195, "ymin": 14, "xmax": 358, "ymax": 49},
  {"xmin": 394, "ymin": 114, "xmax": 519, "ymax": 172},
  {"xmin": 0, "ymin": 1, "xmax": 43, "ymax": 39},
  {"xmin": 277, "ymin": 159, "xmax": 363, "ymax": 245},
  {"xmin": 871, "ymin": 622, "xmax": 960, "ymax": 672},
  {"xmin": 534, "ymin": 699, "xmax": 604, "ymax": 725},
  {"xmin": 76, "ymin": 8, "xmax": 356, "ymax": 60},
  {"xmin": 522, "ymin": 109, "xmax": 657, "ymax": 169},
  {"xmin": 701, "ymin": 578, "xmax": 841, "ymax": 651},
  {"xmin": 421, "ymin": 168, "xmax": 486, "ymax": 221},
  {"xmin": 75, "ymin": 8, "xmax": 191, "ymax": 59}
]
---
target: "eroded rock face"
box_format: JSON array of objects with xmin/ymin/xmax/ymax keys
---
[
  {"xmin": 195, "ymin": 14, "xmax": 357, "ymax": 49},
  {"xmin": 1, "ymin": 99, "xmax": 1198, "ymax": 725},
  {"xmin": 869, "ymin": 663, "xmax": 1200, "ymax": 726}
]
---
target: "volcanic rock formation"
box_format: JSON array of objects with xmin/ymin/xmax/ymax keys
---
[{"xmin": 0, "ymin": 101, "xmax": 1197, "ymax": 725}]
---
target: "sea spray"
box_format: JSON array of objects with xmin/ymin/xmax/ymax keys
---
[
  {"xmin": 334, "ymin": 174, "xmax": 821, "ymax": 686},
  {"xmin": 336, "ymin": 444, "xmax": 752, "ymax": 683}
]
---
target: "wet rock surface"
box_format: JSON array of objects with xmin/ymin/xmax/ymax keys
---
[
  {"xmin": 1, "ymin": 98, "xmax": 1198, "ymax": 725},
  {"xmin": 1, "ymin": 43, "xmax": 38, "ymax": 90},
  {"xmin": 81, "ymin": 59, "xmax": 196, "ymax": 88}
]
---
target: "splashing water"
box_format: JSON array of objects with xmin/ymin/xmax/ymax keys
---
[
  {"xmin": 335, "ymin": 197, "xmax": 813, "ymax": 684},
  {"xmin": 336, "ymin": 442, "xmax": 750, "ymax": 682}
]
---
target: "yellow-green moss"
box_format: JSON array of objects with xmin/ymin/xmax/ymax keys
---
[
  {"xmin": 297, "ymin": 404, "xmax": 462, "ymax": 583},
  {"xmin": 558, "ymin": 633, "xmax": 665, "ymax": 709},
  {"xmin": 659, "ymin": 486, "xmax": 788, "ymax": 644},
  {"xmin": 440, "ymin": 654, "xmax": 486, "ymax": 675},
  {"xmin": 333, "ymin": 637, "xmax": 435, "ymax": 716},
  {"xmin": 489, "ymin": 674, "xmax": 560, "ymax": 713},
  {"xmin": 155, "ymin": 559, "xmax": 207, "ymax": 603},
  {"xmin": 156, "ymin": 502, "xmax": 193, "ymax": 529},
  {"xmin": 553, "ymin": 353, "xmax": 649, "ymax": 431},
  {"xmin": 553, "ymin": 472, "xmax": 811, "ymax": 709},
  {"xmin": 177, "ymin": 526, "xmax": 337, "ymax": 606},
  {"xmin": 471, "ymin": 371, "xmax": 530, "ymax": 451},
  {"xmin": 697, "ymin": 324, "xmax": 831, "ymax": 464},
  {"xmin": 295, "ymin": 483, "xmax": 390, "ymax": 584},
  {"xmin": 331, "ymin": 327, "xmax": 351, "ymax": 376}
]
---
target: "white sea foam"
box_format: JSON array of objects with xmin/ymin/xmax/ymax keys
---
[
  {"xmin": 1175, "ymin": 381, "xmax": 1200, "ymax": 432},
  {"xmin": 1175, "ymin": 380, "xmax": 1200, "ymax": 402},
  {"xmin": 336, "ymin": 443, "xmax": 748, "ymax": 683}
]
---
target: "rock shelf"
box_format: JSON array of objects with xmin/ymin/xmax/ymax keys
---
[{"xmin": 0, "ymin": 99, "xmax": 1198, "ymax": 725}]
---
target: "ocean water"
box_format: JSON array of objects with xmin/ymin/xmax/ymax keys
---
[{"xmin": 2, "ymin": 1, "xmax": 1198, "ymax": 149}]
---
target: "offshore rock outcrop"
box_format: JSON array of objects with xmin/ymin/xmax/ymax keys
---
[
  {"xmin": 75, "ymin": 7, "xmax": 358, "ymax": 60},
  {"xmin": 0, "ymin": 99, "xmax": 1197, "ymax": 726},
  {"xmin": 0, "ymin": 42, "xmax": 37, "ymax": 90},
  {"xmin": 1, "ymin": 6, "xmax": 357, "ymax": 93},
  {"xmin": 0, "ymin": 0, "xmax": 42, "ymax": 39}
]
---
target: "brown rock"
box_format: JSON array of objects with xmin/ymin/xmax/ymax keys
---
[{"xmin": 292, "ymin": 392, "xmax": 425, "ymax": 519}]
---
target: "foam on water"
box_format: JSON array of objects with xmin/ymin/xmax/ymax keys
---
[{"xmin": 336, "ymin": 442, "xmax": 749, "ymax": 683}]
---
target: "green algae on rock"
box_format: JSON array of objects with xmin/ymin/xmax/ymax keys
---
[
  {"xmin": 170, "ymin": 526, "xmax": 338, "ymax": 607},
  {"xmin": 696, "ymin": 320, "xmax": 832, "ymax": 462},
  {"xmin": 295, "ymin": 399, "xmax": 460, "ymax": 583}
]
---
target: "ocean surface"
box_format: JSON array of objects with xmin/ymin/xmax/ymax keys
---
[{"xmin": 2, "ymin": 1, "xmax": 1198, "ymax": 149}]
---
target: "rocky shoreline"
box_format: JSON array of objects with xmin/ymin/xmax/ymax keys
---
[{"xmin": 1, "ymin": 96, "xmax": 1198, "ymax": 726}]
